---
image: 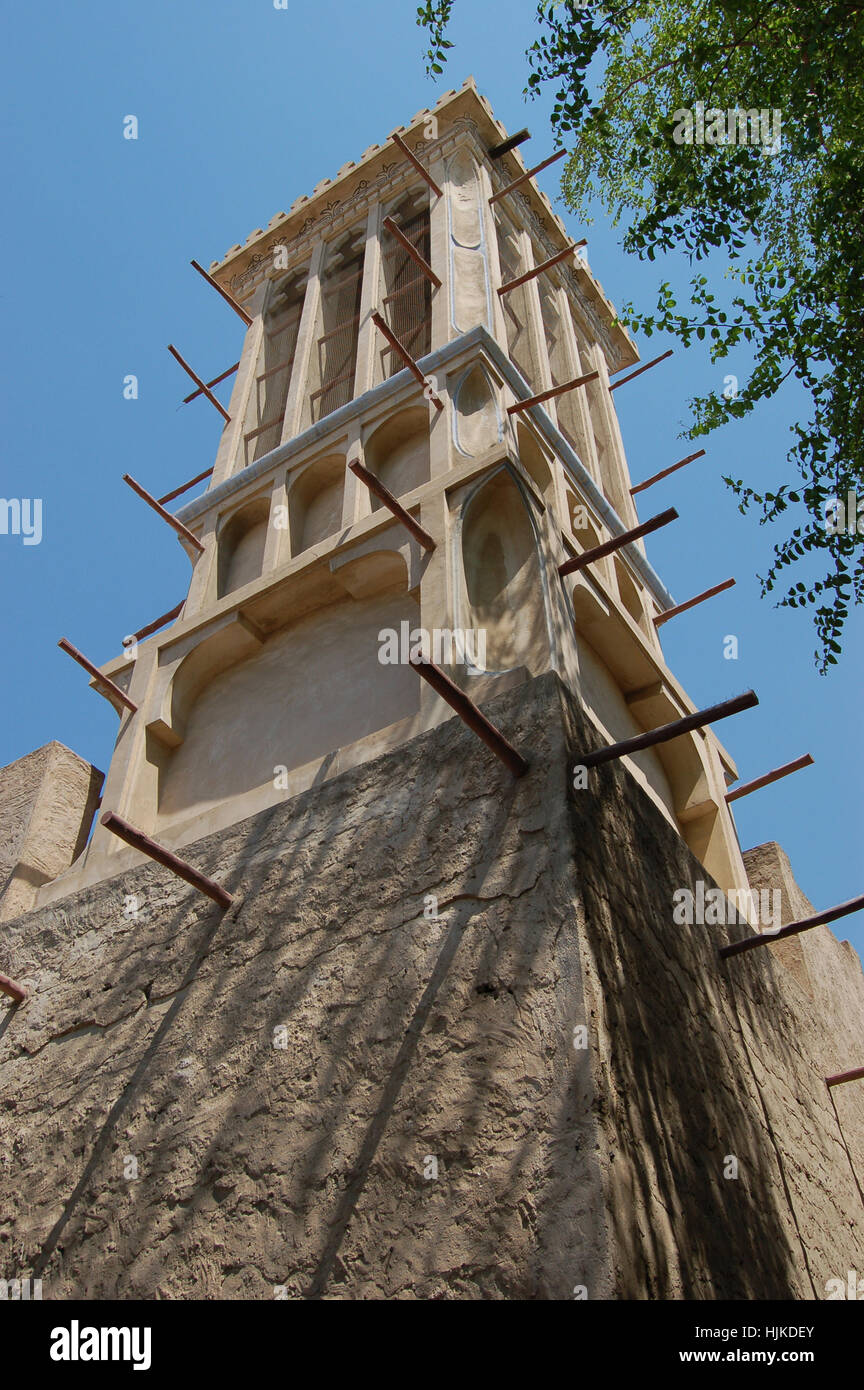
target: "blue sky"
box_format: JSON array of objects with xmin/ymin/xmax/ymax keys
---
[{"xmin": 1, "ymin": 1, "xmax": 860, "ymax": 950}]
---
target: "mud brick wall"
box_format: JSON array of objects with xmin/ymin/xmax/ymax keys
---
[
  {"xmin": 0, "ymin": 673, "xmax": 861, "ymax": 1299},
  {"xmin": 0, "ymin": 742, "xmax": 102, "ymax": 922},
  {"xmin": 561, "ymin": 691, "xmax": 864, "ymax": 1300}
]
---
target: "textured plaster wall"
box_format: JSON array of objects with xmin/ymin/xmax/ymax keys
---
[
  {"xmin": 0, "ymin": 743, "xmax": 103, "ymax": 923},
  {"xmin": 0, "ymin": 675, "xmax": 861, "ymax": 1299},
  {"xmin": 561, "ymin": 691, "xmax": 864, "ymax": 1299}
]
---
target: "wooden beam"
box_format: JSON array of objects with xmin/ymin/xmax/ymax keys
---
[
  {"xmin": 349, "ymin": 461, "xmax": 436, "ymax": 551},
  {"xmin": 371, "ymin": 311, "xmax": 443, "ymax": 408},
  {"xmin": 720, "ymin": 893, "xmax": 864, "ymax": 960},
  {"xmin": 123, "ymin": 473, "xmax": 206, "ymax": 554},
  {"xmin": 489, "ymin": 148, "xmax": 566, "ymax": 204},
  {"xmin": 390, "ymin": 132, "xmax": 442, "ymax": 197},
  {"xmin": 498, "ymin": 241, "xmax": 586, "ymax": 296},
  {"xmin": 167, "ymin": 345, "xmax": 231, "ymax": 423},
  {"xmin": 826, "ymin": 1066, "xmax": 864, "ymax": 1089},
  {"xmin": 630, "ymin": 450, "xmax": 706, "ymax": 497},
  {"xmin": 508, "ymin": 370, "xmax": 599, "ymax": 416},
  {"xmin": 0, "ymin": 972, "xmax": 28, "ymax": 1004},
  {"xmin": 654, "ymin": 578, "xmax": 736, "ymax": 628},
  {"xmin": 410, "ymin": 656, "xmax": 529, "ymax": 778},
  {"xmin": 101, "ymin": 811, "xmax": 233, "ymax": 909},
  {"xmin": 609, "ymin": 350, "xmax": 673, "ymax": 392},
  {"xmin": 382, "ymin": 216, "xmax": 441, "ymax": 288},
  {"xmin": 558, "ymin": 508, "xmax": 678, "ymax": 577},
  {"xmin": 579, "ymin": 690, "xmax": 759, "ymax": 770},
  {"xmin": 182, "ymin": 361, "xmax": 240, "ymax": 405},
  {"xmin": 58, "ymin": 638, "xmax": 138, "ymax": 714},
  {"xmin": 130, "ymin": 600, "xmax": 186, "ymax": 644},
  {"xmin": 190, "ymin": 259, "xmax": 253, "ymax": 326},
  {"xmin": 488, "ymin": 128, "xmax": 531, "ymax": 160},
  {"xmin": 725, "ymin": 753, "xmax": 814, "ymax": 805},
  {"xmin": 157, "ymin": 467, "xmax": 214, "ymax": 506}
]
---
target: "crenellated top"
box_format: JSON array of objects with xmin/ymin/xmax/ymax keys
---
[{"xmin": 204, "ymin": 78, "xmax": 637, "ymax": 377}]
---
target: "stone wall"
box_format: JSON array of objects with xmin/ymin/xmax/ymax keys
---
[
  {"xmin": 0, "ymin": 742, "xmax": 102, "ymax": 923},
  {"xmin": 562, "ymin": 690, "xmax": 864, "ymax": 1299},
  {"xmin": 0, "ymin": 675, "xmax": 861, "ymax": 1298}
]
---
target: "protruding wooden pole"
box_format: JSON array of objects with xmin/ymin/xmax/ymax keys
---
[
  {"xmin": 382, "ymin": 217, "xmax": 441, "ymax": 288},
  {"xmin": 157, "ymin": 467, "xmax": 214, "ymax": 506},
  {"xmin": 0, "ymin": 972, "xmax": 28, "ymax": 1004},
  {"xmin": 720, "ymin": 893, "xmax": 864, "ymax": 960},
  {"xmin": 130, "ymin": 600, "xmax": 185, "ymax": 644},
  {"xmin": 190, "ymin": 259, "xmax": 253, "ymax": 326},
  {"xmin": 101, "ymin": 811, "xmax": 233, "ymax": 909},
  {"xmin": 508, "ymin": 370, "xmax": 599, "ymax": 416},
  {"xmin": 167, "ymin": 345, "xmax": 231, "ymax": 423},
  {"xmin": 123, "ymin": 473, "xmax": 206, "ymax": 553},
  {"xmin": 488, "ymin": 128, "xmax": 531, "ymax": 160},
  {"xmin": 498, "ymin": 241, "xmax": 586, "ymax": 296},
  {"xmin": 579, "ymin": 690, "xmax": 759, "ymax": 770},
  {"xmin": 724, "ymin": 753, "xmax": 814, "ymax": 805},
  {"xmin": 58, "ymin": 639, "xmax": 138, "ymax": 714},
  {"xmin": 391, "ymin": 132, "xmax": 442, "ymax": 197},
  {"xmin": 371, "ymin": 311, "xmax": 443, "ymax": 409},
  {"xmin": 630, "ymin": 450, "xmax": 706, "ymax": 496},
  {"xmin": 826, "ymin": 1066, "xmax": 864, "ymax": 1089},
  {"xmin": 654, "ymin": 578, "xmax": 736, "ymax": 628},
  {"xmin": 349, "ymin": 461, "xmax": 436, "ymax": 551},
  {"xmin": 410, "ymin": 656, "xmax": 529, "ymax": 778},
  {"xmin": 489, "ymin": 147, "xmax": 565, "ymax": 203},
  {"xmin": 182, "ymin": 361, "xmax": 240, "ymax": 405},
  {"xmin": 558, "ymin": 508, "xmax": 678, "ymax": 577},
  {"xmin": 609, "ymin": 350, "xmax": 673, "ymax": 392}
]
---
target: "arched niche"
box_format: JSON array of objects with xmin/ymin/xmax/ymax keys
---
[
  {"xmin": 365, "ymin": 407, "xmax": 430, "ymax": 508},
  {"xmin": 454, "ymin": 363, "xmax": 500, "ymax": 457},
  {"xmin": 447, "ymin": 147, "xmax": 482, "ymax": 248},
  {"xmin": 289, "ymin": 453, "xmax": 345, "ymax": 556},
  {"xmin": 217, "ymin": 497, "xmax": 271, "ymax": 599},
  {"xmin": 446, "ymin": 147, "xmax": 490, "ymax": 333},
  {"xmin": 460, "ymin": 467, "xmax": 548, "ymax": 674},
  {"xmin": 564, "ymin": 489, "xmax": 611, "ymax": 589},
  {"xmin": 615, "ymin": 557, "xmax": 648, "ymax": 634},
  {"xmin": 516, "ymin": 423, "xmax": 555, "ymax": 506}
]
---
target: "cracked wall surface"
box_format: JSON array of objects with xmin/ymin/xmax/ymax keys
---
[{"xmin": 0, "ymin": 673, "xmax": 861, "ymax": 1299}]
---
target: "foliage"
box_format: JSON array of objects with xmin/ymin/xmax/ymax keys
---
[{"xmin": 417, "ymin": 1, "xmax": 864, "ymax": 669}]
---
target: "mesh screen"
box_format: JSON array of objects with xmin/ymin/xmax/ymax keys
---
[
  {"xmin": 380, "ymin": 208, "xmax": 432, "ymax": 379},
  {"xmin": 311, "ymin": 253, "xmax": 365, "ymax": 422}
]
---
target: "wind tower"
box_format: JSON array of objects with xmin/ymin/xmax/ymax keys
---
[
  {"xmin": 38, "ymin": 79, "xmax": 751, "ymax": 903},
  {"xmin": 4, "ymin": 78, "xmax": 864, "ymax": 1307}
]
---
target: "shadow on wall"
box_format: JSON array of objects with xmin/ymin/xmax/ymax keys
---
[
  {"xmin": 5, "ymin": 673, "xmax": 820, "ymax": 1300},
  {"xmin": 157, "ymin": 589, "xmax": 421, "ymax": 824},
  {"xmin": 461, "ymin": 466, "xmax": 548, "ymax": 674},
  {"xmin": 562, "ymin": 685, "xmax": 811, "ymax": 1299}
]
